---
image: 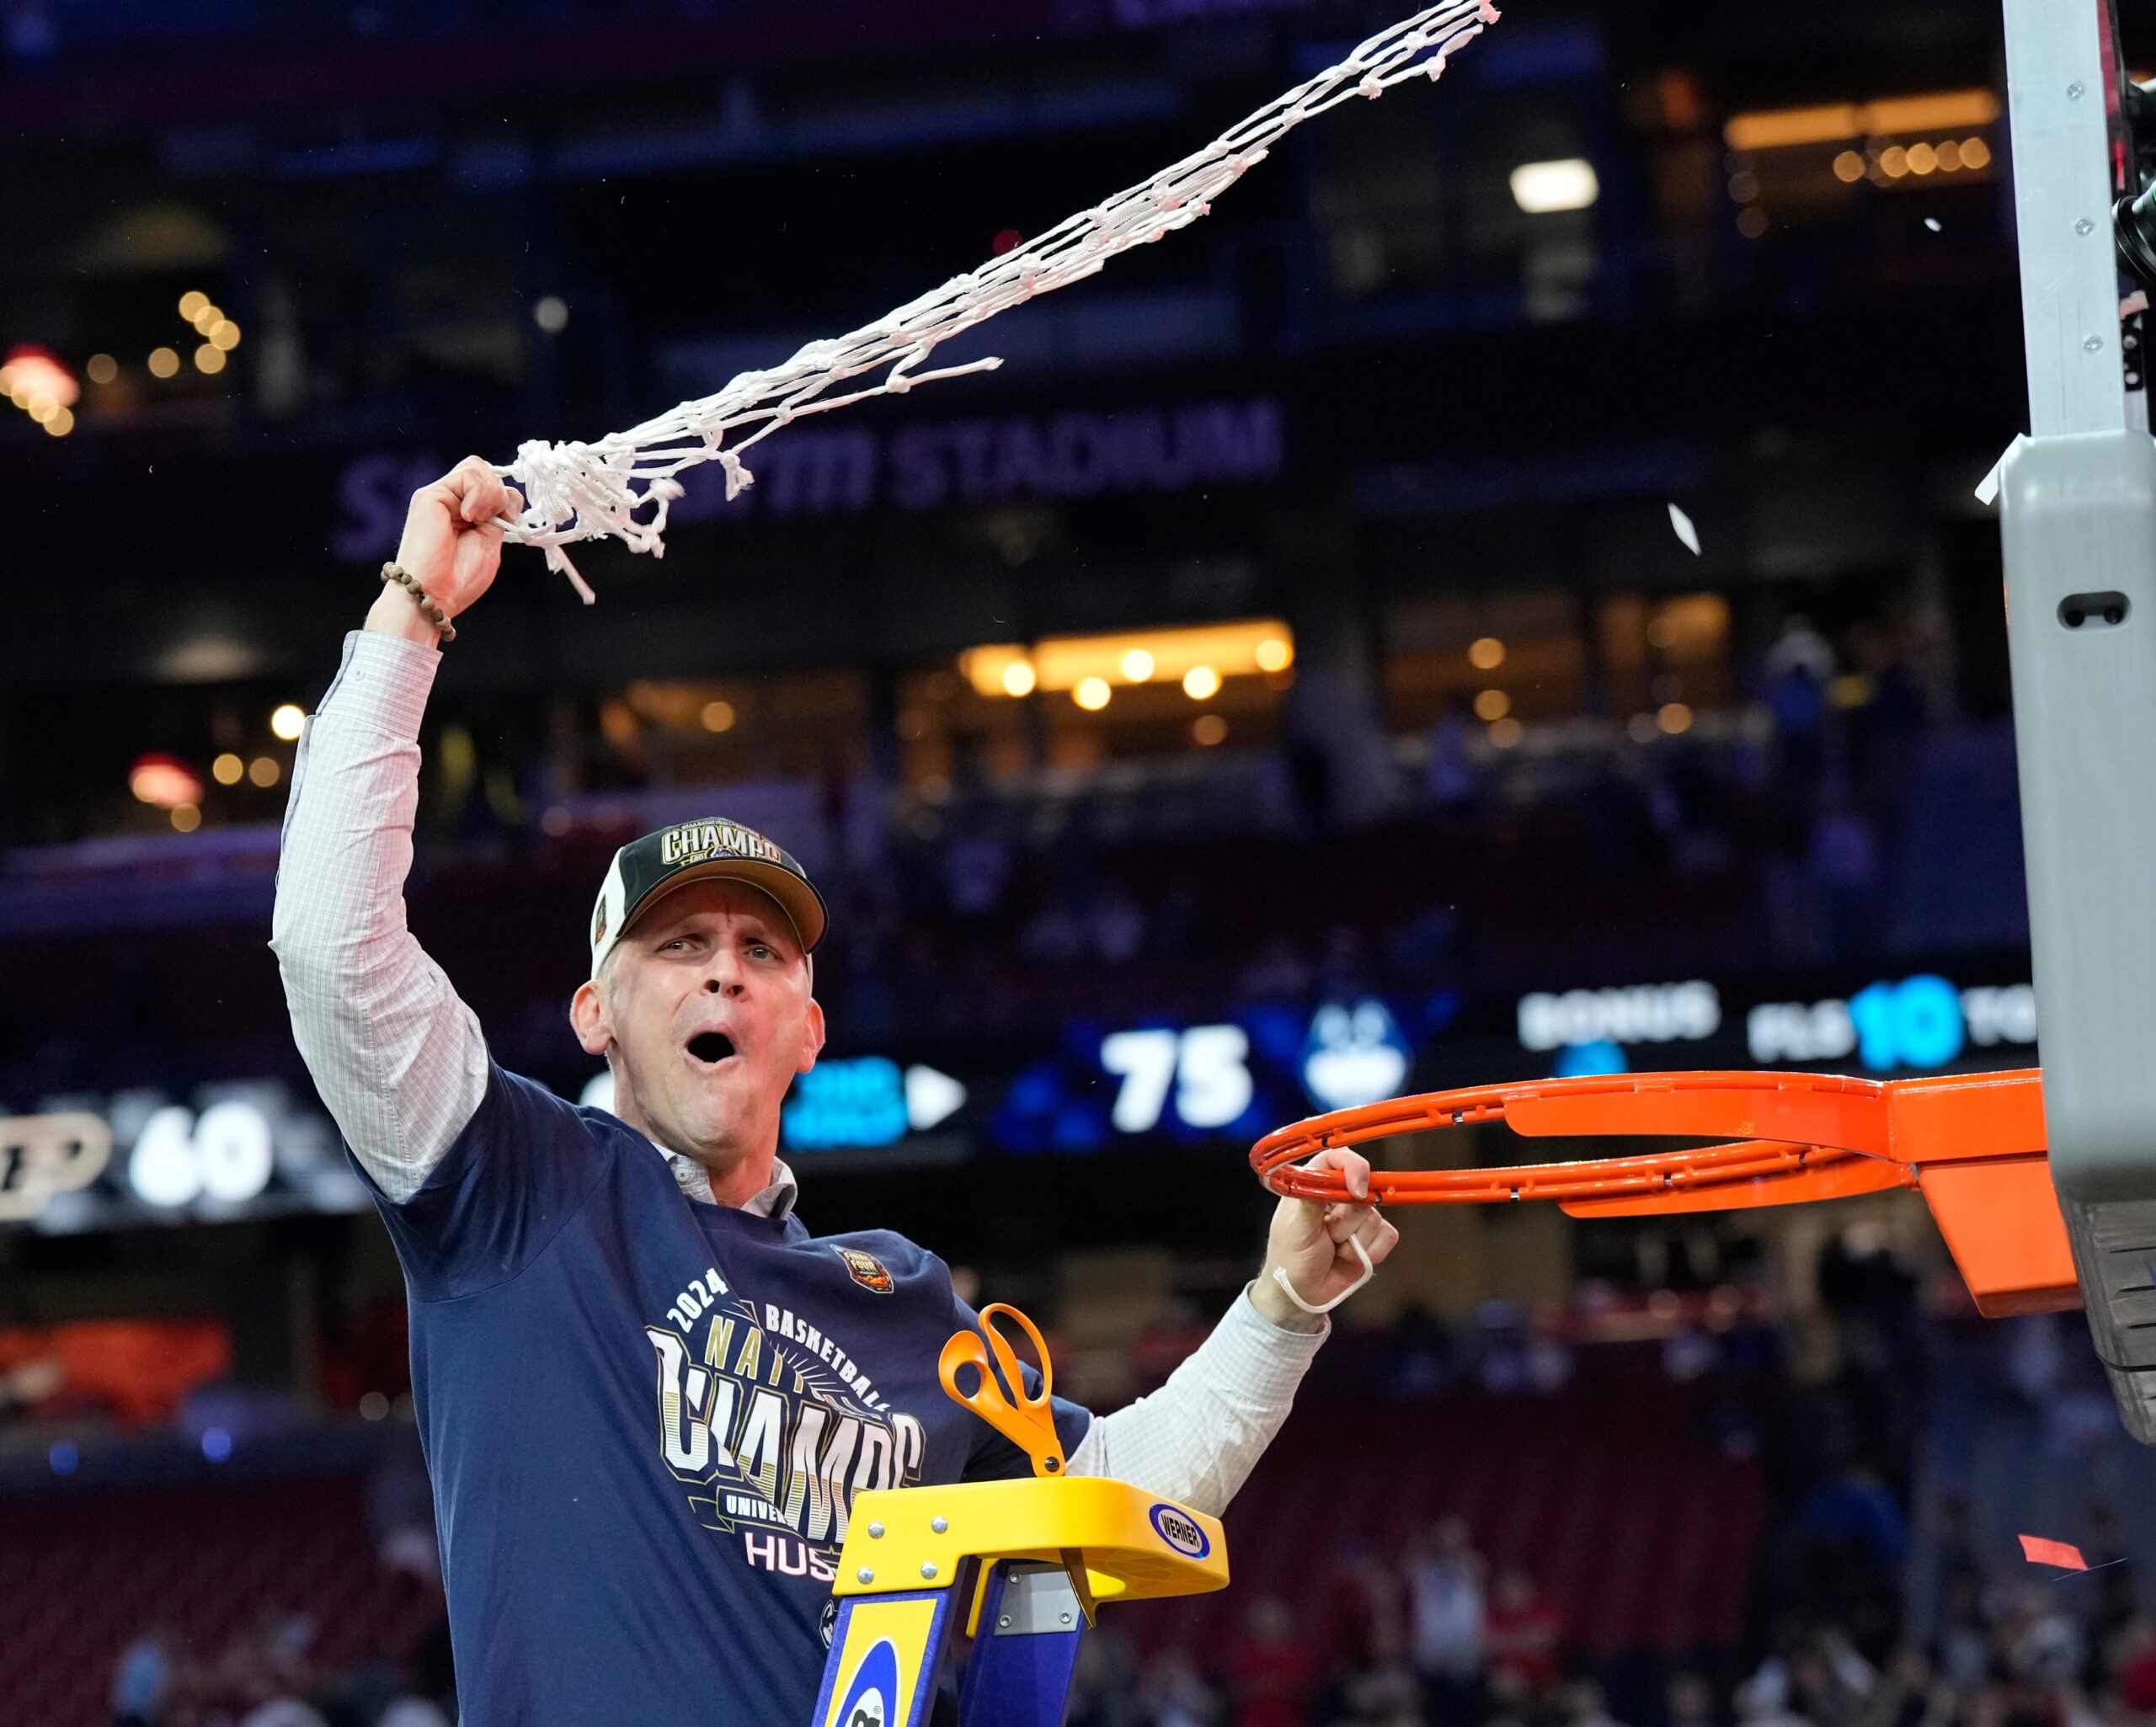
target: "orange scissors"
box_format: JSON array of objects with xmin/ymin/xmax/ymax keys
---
[
  {"xmin": 937, "ymin": 1303, "xmax": 1099, "ymax": 1623},
  {"xmin": 937, "ymin": 1303, "xmax": 1065, "ymax": 1479}
]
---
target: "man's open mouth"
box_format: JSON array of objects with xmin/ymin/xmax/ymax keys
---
[{"xmin": 686, "ymin": 1031, "xmax": 737, "ymax": 1064}]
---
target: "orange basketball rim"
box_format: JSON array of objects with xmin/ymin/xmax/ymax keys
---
[{"xmin": 1250, "ymin": 1069, "xmax": 2076, "ymax": 1318}]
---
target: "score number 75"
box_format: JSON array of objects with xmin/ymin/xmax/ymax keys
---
[{"xmin": 1099, "ymin": 1026, "xmax": 1253, "ymax": 1134}]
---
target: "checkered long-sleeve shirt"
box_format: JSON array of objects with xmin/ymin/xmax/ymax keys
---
[{"xmin": 270, "ymin": 626, "xmax": 1326, "ymax": 1514}]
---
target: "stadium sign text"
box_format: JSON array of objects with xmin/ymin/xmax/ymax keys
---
[{"xmin": 332, "ymin": 398, "xmax": 1284, "ymax": 558}]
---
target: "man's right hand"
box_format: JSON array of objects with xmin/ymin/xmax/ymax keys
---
[{"xmin": 366, "ymin": 456, "xmax": 525, "ymax": 644}]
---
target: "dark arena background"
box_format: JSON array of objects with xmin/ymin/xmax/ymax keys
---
[{"xmin": 4, "ymin": 2, "xmax": 2155, "ymax": 1724}]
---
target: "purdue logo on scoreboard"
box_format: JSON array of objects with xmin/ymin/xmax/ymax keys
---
[{"xmin": 0, "ymin": 1113, "xmax": 114, "ymax": 1223}]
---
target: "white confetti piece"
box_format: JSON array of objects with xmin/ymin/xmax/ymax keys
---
[
  {"xmin": 1976, "ymin": 435, "xmax": 2028, "ymax": 505},
  {"xmin": 1668, "ymin": 502, "xmax": 1701, "ymax": 555},
  {"xmin": 1925, "ymin": 217, "xmax": 1942, "ymax": 232}
]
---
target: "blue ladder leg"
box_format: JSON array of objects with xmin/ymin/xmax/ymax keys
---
[{"xmin": 958, "ymin": 1562, "xmax": 1086, "ymax": 1727}]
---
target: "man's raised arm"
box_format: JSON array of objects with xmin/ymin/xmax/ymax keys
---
[{"xmin": 270, "ymin": 458, "xmax": 521, "ymax": 1202}]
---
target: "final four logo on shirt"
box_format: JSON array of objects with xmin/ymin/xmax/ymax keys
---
[{"xmin": 835, "ymin": 1246, "xmax": 894, "ymax": 1294}]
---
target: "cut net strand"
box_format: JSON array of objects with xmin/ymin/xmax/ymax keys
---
[{"xmin": 497, "ymin": 1, "xmax": 1500, "ymax": 600}]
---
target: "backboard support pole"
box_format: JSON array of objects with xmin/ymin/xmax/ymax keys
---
[{"xmin": 1998, "ymin": 0, "xmax": 2156, "ymax": 1438}]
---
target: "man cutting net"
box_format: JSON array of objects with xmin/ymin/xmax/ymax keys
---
[{"xmin": 270, "ymin": 456, "xmax": 1400, "ymax": 1727}]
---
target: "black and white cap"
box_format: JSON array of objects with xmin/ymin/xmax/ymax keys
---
[{"xmin": 590, "ymin": 817, "xmax": 827, "ymax": 974}]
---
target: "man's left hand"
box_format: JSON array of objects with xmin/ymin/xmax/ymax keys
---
[{"xmin": 1249, "ymin": 1147, "xmax": 1400, "ymax": 1331}]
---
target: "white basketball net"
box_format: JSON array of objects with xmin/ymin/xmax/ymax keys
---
[{"xmin": 500, "ymin": 0, "xmax": 1501, "ymax": 600}]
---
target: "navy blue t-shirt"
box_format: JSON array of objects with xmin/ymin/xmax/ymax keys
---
[{"xmin": 356, "ymin": 1063, "xmax": 1090, "ymax": 1727}]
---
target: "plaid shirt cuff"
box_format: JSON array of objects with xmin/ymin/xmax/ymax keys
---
[
  {"xmin": 318, "ymin": 629, "xmax": 439, "ymax": 741},
  {"xmin": 1220, "ymin": 1284, "xmax": 1331, "ymax": 1397}
]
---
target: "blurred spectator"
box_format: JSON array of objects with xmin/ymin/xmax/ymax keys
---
[
  {"xmin": 1426, "ymin": 697, "xmax": 1481, "ymax": 811},
  {"xmin": 1524, "ymin": 1327, "xmax": 1574, "ymax": 1395},
  {"xmin": 1562, "ymin": 1679, "xmax": 1631, "ymax": 1727},
  {"xmin": 239, "ymin": 1697, "xmax": 329, "ymax": 1727},
  {"xmin": 241, "ymin": 1611, "xmax": 328, "ymax": 1727},
  {"xmin": 1764, "ymin": 617, "xmax": 1835, "ymax": 818},
  {"xmin": 1765, "ymin": 618, "xmax": 1838, "ymax": 696},
  {"xmin": 1796, "ymin": 1465, "xmax": 1910, "ymax": 1582},
  {"xmin": 1319, "ymin": 1542, "xmax": 1406, "ymax": 1674},
  {"xmin": 1735, "ymin": 1665, "xmax": 1814, "ymax": 1727},
  {"xmin": 1284, "ymin": 661, "xmax": 1396, "ymax": 832},
  {"xmin": 1844, "ymin": 619, "xmax": 1929, "ymax": 813},
  {"xmin": 1485, "ymin": 1570, "xmax": 1561, "ymax": 1693},
  {"xmin": 1854, "ymin": 1647, "xmax": 1947, "ymax": 1727},
  {"xmin": 1386, "ymin": 1304, "xmax": 1455, "ymax": 1401},
  {"xmin": 1408, "ymin": 1517, "xmax": 1486, "ymax": 1725},
  {"xmin": 1932, "ymin": 1575, "xmax": 1992, "ymax": 1692},
  {"xmin": 1069, "ymin": 1626, "xmax": 1140, "ymax": 1727},
  {"xmin": 2114, "ymin": 1617, "xmax": 2156, "ymax": 1714},
  {"xmin": 1998, "ymin": 1582, "xmax": 2084, "ymax": 1686},
  {"xmin": 2083, "ymin": 1506, "xmax": 2140, "ymax": 1644},
  {"xmin": 2001, "ymin": 1316, "xmax": 2068, "ymax": 1407},
  {"xmin": 1476, "ymin": 1303, "xmax": 1569, "ymax": 1398},
  {"xmin": 1090, "ymin": 883, "xmax": 1148, "ymax": 965},
  {"xmin": 380, "ymin": 1698, "xmax": 454, "ymax": 1727},
  {"xmin": 942, "ymin": 827, "xmax": 1014, "ymax": 919},
  {"xmin": 1786, "ymin": 1633, "xmax": 1876, "ymax": 1727},
  {"xmin": 368, "ymin": 1428, "xmax": 440, "ymax": 1586},
  {"xmin": 237, "ymin": 1698, "xmax": 325, "ymax": 1724},
  {"xmin": 1931, "ymin": 1497, "xmax": 1985, "ymax": 1609},
  {"xmin": 112, "ymin": 1628, "xmax": 174, "ymax": 1727},
  {"xmin": 1669, "ymin": 1671, "xmax": 1721, "ymax": 1727},
  {"xmin": 1657, "ymin": 738, "xmax": 1738, "ymax": 877},
  {"xmin": 1807, "ymin": 788, "xmax": 1881, "ymax": 962},
  {"xmin": 1230, "ymin": 1598, "xmax": 1321, "ymax": 1727},
  {"xmin": 1141, "ymin": 1650, "xmax": 1224, "ymax": 1727},
  {"xmin": 1328, "ymin": 1650, "xmax": 1424, "ymax": 1727}
]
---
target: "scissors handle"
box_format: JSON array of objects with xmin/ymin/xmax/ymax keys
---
[{"xmin": 937, "ymin": 1303, "xmax": 1065, "ymax": 1478}]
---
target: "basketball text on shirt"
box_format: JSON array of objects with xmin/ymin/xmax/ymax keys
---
[{"xmin": 647, "ymin": 1271, "xmax": 926, "ymax": 1577}]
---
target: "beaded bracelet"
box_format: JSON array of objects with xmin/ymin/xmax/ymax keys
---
[{"xmin": 380, "ymin": 562, "xmax": 456, "ymax": 642}]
